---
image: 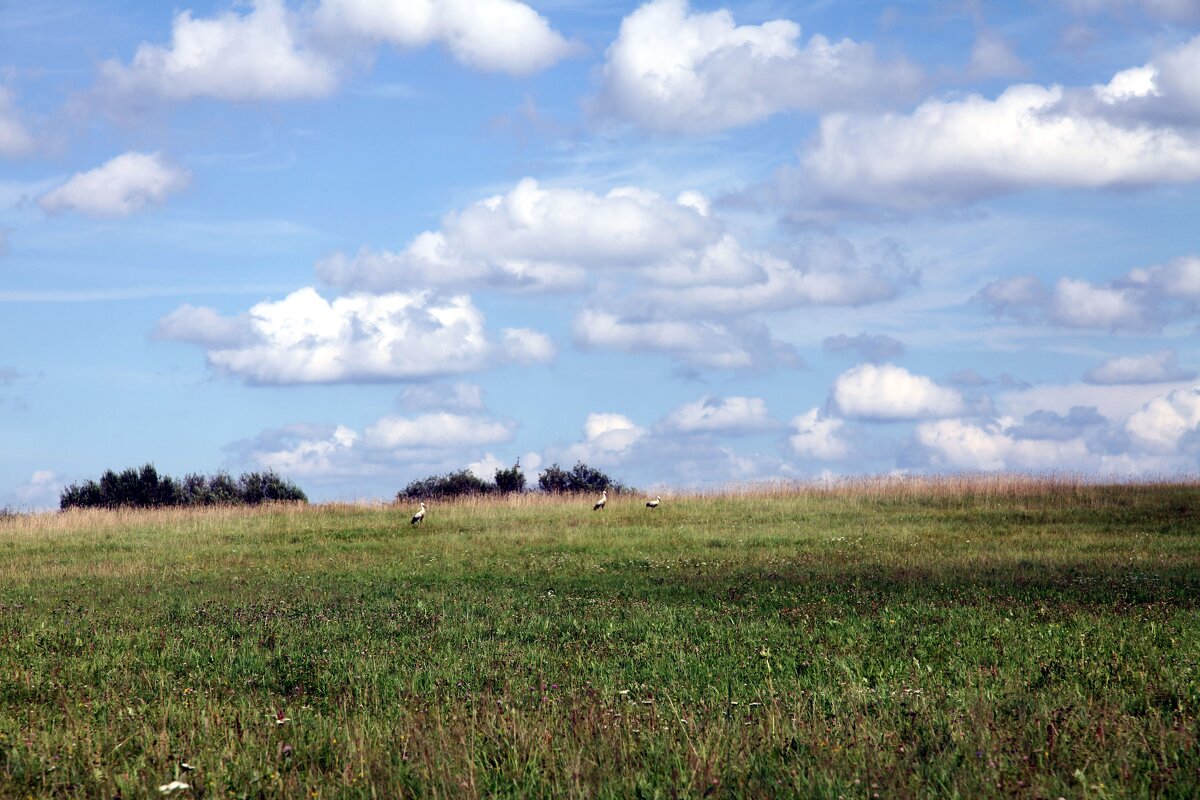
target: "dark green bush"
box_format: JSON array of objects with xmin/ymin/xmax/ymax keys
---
[
  {"xmin": 536, "ymin": 462, "xmax": 625, "ymax": 494},
  {"xmin": 60, "ymin": 464, "xmax": 307, "ymax": 510},
  {"xmin": 396, "ymin": 469, "xmax": 494, "ymax": 501},
  {"xmin": 494, "ymin": 461, "xmax": 526, "ymax": 494}
]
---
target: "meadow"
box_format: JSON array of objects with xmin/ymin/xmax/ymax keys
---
[{"xmin": 1, "ymin": 477, "xmax": 1199, "ymax": 798}]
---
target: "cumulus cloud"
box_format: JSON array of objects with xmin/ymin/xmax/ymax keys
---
[
  {"xmin": 467, "ymin": 451, "xmax": 541, "ymax": 482},
  {"xmin": 1085, "ymin": 350, "xmax": 1197, "ymax": 385},
  {"xmin": 229, "ymin": 406, "xmax": 521, "ymax": 491},
  {"xmin": 99, "ymin": 0, "xmax": 339, "ymax": 103},
  {"xmin": 363, "ymin": 411, "xmax": 515, "ymax": 451},
  {"xmin": 1125, "ymin": 386, "xmax": 1200, "ymax": 453},
  {"xmin": 540, "ymin": 407, "xmax": 788, "ymax": 486},
  {"xmin": 913, "ymin": 417, "xmax": 1092, "ymax": 471},
  {"xmin": 911, "ymin": 380, "xmax": 1200, "ymax": 473},
  {"xmin": 500, "ymin": 328, "xmax": 557, "ymax": 364},
  {"xmin": 822, "ymin": 332, "xmax": 905, "ymax": 363},
  {"xmin": 39, "ymin": 152, "xmax": 190, "ymax": 217},
  {"xmin": 833, "ymin": 363, "xmax": 964, "ymax": 420},
  {"xmin": 319, "ymin": 178, "xmax": 912, "ymax": 371},
  {"xmin": 155, "ymin": 287, "xmax": 554, "ymax": 385},
  {"xmin": 977, "ymin": 256, "xmax": 1200, "ymax": 331},
  {"xmin": 573, "ymin": 311, "xmax": 799, "ymax": 370},
  {"xmin": 633, "ymin": 236, "xmax": 918, "ymax": 317},
  {"xmin": 659, "ymin": 395, "xmax": 775, "ymax": 434},
  {"xmin": 97, "ymin": 0, "xmax": 572, "ymax": 109},
  {"xmin": 321, "ymin": 179, "xmax": 915, "ymax": 315},
  {"xmin": 800, "ymin": 82, "xmax": 1200, "ymax": 210},
  {"xmin": 792, "ymin": 34, "xmax": 1200, "ymax": 213},
  {"xmin": 597, "ymin": 0, "xmax": 922, "ymax": 133},
  {"xmin": 317, "ymin": 178, "xmax": 721, "ymax": 294},
  {"xmin": 554, "ymin": 412, "xmax": 648, "ymax": 466},
  {"xmin": 234, "ymin": 423, "xmax": 361, "ymax": 478},
  {"xmin": 789, "ymin": 408, "xmax": 848, "ymax": 460},
  {"xmin": 0, "ymin": 86, "xmax": 34, "ymax": 158},
  {"xmin": 152, "ymin": 304, "xmax": 255, "ymax": 348},
  {"xmin": 314, "ymin": 0, "xmax": 575, "ymax": 75},
  {"xmin": 12, "ymin": 470, "xmax": 61, "ymax": 509}
]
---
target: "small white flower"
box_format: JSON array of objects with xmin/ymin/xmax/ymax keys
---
[{"xmin": 158, "ymin": 781, "xmax": 190, "ymax": 795}]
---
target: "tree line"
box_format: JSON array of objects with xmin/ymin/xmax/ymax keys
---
[
  {"xmin": 396, "ymin": 461, "xmax": 626, "ymax": 500},
  {"xmin": 59, "ymin": 464, "xmax": 307, "ymax": 510}
]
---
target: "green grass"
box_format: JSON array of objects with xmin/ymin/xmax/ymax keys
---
[{"xmin": 2, "ymin": 481, "xmax": 1199, "ymax": 798}]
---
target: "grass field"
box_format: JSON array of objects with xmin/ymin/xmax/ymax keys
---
[{"xmin": 2, "ymin": 478, "xmax": 1199, "ymax": 798}]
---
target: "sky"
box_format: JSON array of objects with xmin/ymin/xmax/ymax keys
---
[{"xmin": 3, "ymin": 0, "xmax": 1200, "ymax": 507}]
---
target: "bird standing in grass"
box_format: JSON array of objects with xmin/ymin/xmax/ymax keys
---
[
  {"xmin": 593, "ymin": 490, "xmax": 607, "ymax": 511},
  {"xmin": 646, "ymin": 496, "xmax": 661, "ymax": 509},
  {"xmin": 411, "ymin": 501, "xmax": 426, "ymax": 525}
]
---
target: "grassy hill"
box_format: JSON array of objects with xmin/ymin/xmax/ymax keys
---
[{"xmin": 2, "ymin": 479, "xmax": 1199, "ymax": 797}]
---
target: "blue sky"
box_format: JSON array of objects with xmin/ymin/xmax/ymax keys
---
[{"xmin": 4, "ymin": 0, "xmax": 1200, "ymax": 507}]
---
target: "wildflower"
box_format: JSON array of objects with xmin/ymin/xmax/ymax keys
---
[
  {"xmin": 158, "ymin": 780, "xmax": 190, "ymax": 794},
  {"xmin": 272, "ymin": 710, "xmax": 291, "ymax": 725}
]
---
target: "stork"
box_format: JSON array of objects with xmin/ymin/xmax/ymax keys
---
[
  {"xmin": 411, "ymin": 501, "xmax": 426, "ymax": 525},
  {"xmin": 593, "ymin": 490, "xmax": 607, "ymax": 511},
  {"xmin": 646, "ymin": 496, "xmax": 661, "ymax": 509}
]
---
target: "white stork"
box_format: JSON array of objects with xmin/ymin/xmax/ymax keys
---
[
  {"xmin": 411, "ymin": 501, "xmax": 426, "ymax": 525},
  {"xmin": 646, "ymin": 496, "xmax": 661, "ymax": 509},
  {"xmin": 593, "ymin": 490, "xmax": 607, "ymax": 511}
]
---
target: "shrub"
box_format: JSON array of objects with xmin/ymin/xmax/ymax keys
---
[
  {"xmin": 60, "ymin": 465, "xmax": 307, "ymax": 510},
  {"xmin": 494, "ymin": 461, "xmax": 526, "ymax": 494},
  {"xmin": 537, "ymin": 462, "xmax": 625, "ymax": 494},
  {"xmin": 396, "ymin": 469, "xmax": 494, "ymax": 501}
]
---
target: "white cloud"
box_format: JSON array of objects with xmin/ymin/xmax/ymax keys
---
[
  {"xmin": 320, "ymin": 183, "xmax": 917, "ymax": 363},
  {"xmin": 318, "ymin": 178, "xmax": 720, "ymax": 294},
  {"xmin": 978, "ymin": 256, "xmax": 1200, "ymax": 331},
  {"xmin": 914, "ymin": 418, "xmax": 1092, "ymax": 471},
  {"xmin": 800, "ymin": 81, "xmax": 1200, "ymax": 210},
  {"xmin": 789, "ymin": 408, "xmax": 848, "ymax": 460},
  {"xmin": 152, "ymin": 304, "xmax": 254, "ymax": 348},
  {"xmin": 833, "ymin": 363, "xmax": 964, "ymax": 420},
  {"xmin": 100, "ymin": 0, "xmax": 339, "ymax": 103},
  {"xmin": 12, "ymin": 470, "xmax": 62, "ymax": 510},
  {"xmin": 500, "ymin": 327, "xmax": 557, "ymax": 364},
  {"xmin": 0, "ymin": 86, "xmax": 34, "ymax": 158},
  {"xmin": 635, "ymin": 236, "xmax": 917, "ymax": 316},
  {"xmin": 317, "ymin": 179, "xmax": 910, "ymax": 372},
  {"xmin": 1125, "ymin": 387, "xmax": 1200, "ymax": 453},
  {"xmin": 1051, "ymin": 278, "xmax": 1144, "ymax": 329},
  {"xmin": 573, "ymin": 310, "xmax": 798, "ymax": 370},
  {"xmin": 466, "ymin": 452, "xmax": 508, "ymax": 482},
  {"xmin": 238, "ymin": 423, "xmax": 361, "ymax": 478},
  {"xmin": 230, "ymin": 406, "xmax": 522, "ymax": 492},
  {"xmin": 156, "ymin": 287, "xmax": 554, "ymax": 384},
  {"xmin": 659, "ymin": 395, "xmax": 774, "ymax": 434},
  {"xmin": 597, "ymin": 0, "xmax": 921, "ymax": 133},
  {"xmin": 39, "ymin": 152, "xmax": 190, "ymax": 218},
  {"xmin": 554, "ymin": 412, "xmax": 648, "ymax": 467},
  {"xmin": 314, "ymin": 0, "xmax": 575, "ymax": 75},
  {"xmin": 1085, "ymin": 350, "xmax": 1197, "ymax": 385},
  {"xmin": 364, "ymin": 411, "xmax": 515, "ymax": 451},
  {"xmin": 1000, "ymin": 379, "xmax": 1199, "ymax": 421},
  {"xmin": 467, "ymin": 451, "xmax": 542, "ymax": 482}
]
